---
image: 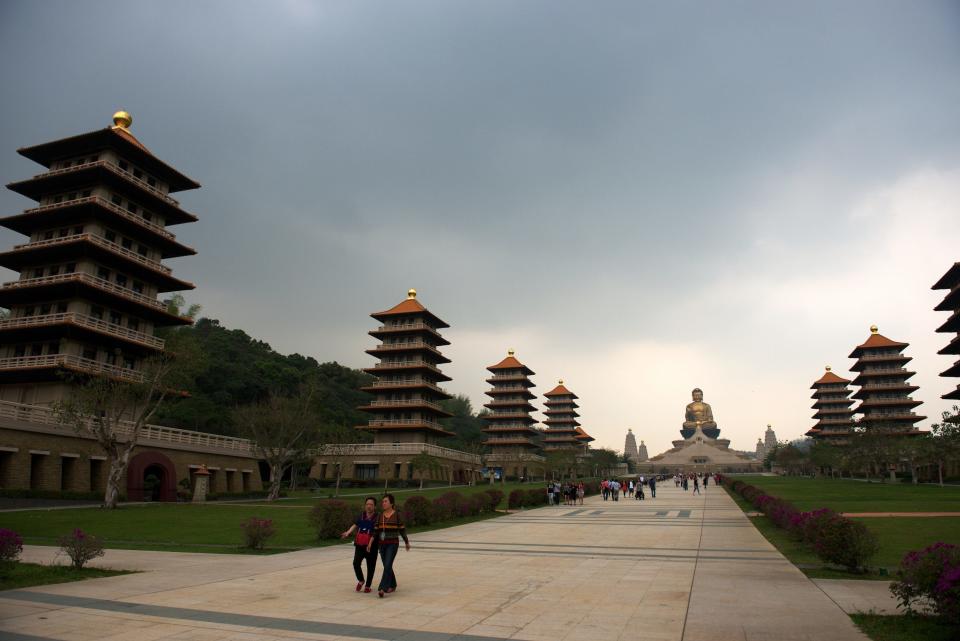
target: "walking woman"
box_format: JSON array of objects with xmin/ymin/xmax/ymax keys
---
[
  {"xmin": 341, "ymin": 496, "xmax": 378, "ymax": 593},
  {"xmin": 367, "ymin": 493, "xmax": 410, "ymax": 597}
]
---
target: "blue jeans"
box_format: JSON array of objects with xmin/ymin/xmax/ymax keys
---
[{"xmin": 378, "ymin": 542, "xmax": 399, "ymax": 591}]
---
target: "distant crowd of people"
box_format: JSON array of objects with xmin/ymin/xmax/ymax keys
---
[
  {"xmin": 598, "ymin": 472, "xmax": 715, "ymax": 500},
  {"xmin": 546, "ymin": 480, "xmax": 585, "ymax": 505}
]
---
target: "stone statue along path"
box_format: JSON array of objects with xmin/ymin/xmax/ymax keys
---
[{"xmin": 0, "ymin": 484, "xmax": 871, "ymax": 641}]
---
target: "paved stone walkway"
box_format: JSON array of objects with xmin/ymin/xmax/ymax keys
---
[{"xmin": 0, "ymin": 483, "xmax": 871, "ymax": 640}]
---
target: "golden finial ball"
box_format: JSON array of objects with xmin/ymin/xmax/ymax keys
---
[
  {"xmin": 558, "ymin": 379, "xmax": 564, "ymax": 385},
  {"xmin": 508, "ymin": 349, "xmax": 515, "ymax": 356},
  {"xmin": 870, "ymin": 324, "xmax": 878, "ymax": 334},
  {"xmin": 825, "ymin": 365, "xmax": 832, "ymax": 371},
  {"xmin": 407, "ymin": 288, "xmax": 417, "ymax": 299},
  {"xmin": 112, "ymin": 110, "xmax": 132, "ymax": 128}
]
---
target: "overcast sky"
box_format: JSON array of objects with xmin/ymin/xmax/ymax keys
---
[{"xmin": 2, "ymin": 1, "xmax": 959, "ymax": 456}]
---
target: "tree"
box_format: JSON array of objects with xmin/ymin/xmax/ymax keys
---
[
  {"xmin": 587, "ymin": 448, "xmax": 620, "ymax": 478},
  {"xmin": 544, "ymin": 449, "xmax": 578, "ymax": 480},
  {"xmin": 809, "ymin": 441, "xmax": 843, "ymax": 478},
  {"xmin": 409, "ymin": 451, "xmax": 442, "ymax": 490},
  {"xmin": 846, "ymin": 430, "xmax": 899, "ymax": 481},
  {"xmin": 54, "ymin": 331, "xmax": 201, "ymax": 508},
  {"xmin": 234, "ymin": 387, "xmax": 320, "ymax": 501},
  {"xmin": 927, "ymin": 406, "xmax": 960, "ymax": 485},
  {"xmin": 315, "ymin": 424, "xmax": 359, "ymax": 497}
]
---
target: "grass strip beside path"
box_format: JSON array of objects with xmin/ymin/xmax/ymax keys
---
[
  {"xmin": 0, "ymin": 562, "xmax": 134, "ymax": 591},
  {"xmin": 851, "ymin": 614, "xmax": 958, "ymax": 641}
]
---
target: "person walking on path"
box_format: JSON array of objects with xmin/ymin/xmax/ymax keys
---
[
  {"xmin": 648, "ymin": 475, "xmax": 656, "ymax": 499},
  {"xmin": 368, "ymin": 494, "xmax": 410, "ymax": 598},
  {"xmin": 682, "ymin": 475, "xmax": 689, "ymax": 491},
  {"xmin": 577, "ymin": 481, "xmax": 585, "ymax": 505},
  {"xmin": 547, "ymin": 482, "xmax": 555, "ymax": 506},
  {"xmin": 341, "ymin": 496, "xmax": 379, "ymax": 593},
  {"xmin": 692, "ymin": 475, "xmax": 701, "ymax": 495},
  {"xmin": 703, "ymin": 474, "xmax": 709, "ymax": 489},
  {"xmin": 636, "ymin": 479, "xmax": 644, "ymax": 500},
  {"xmin": 601, "ymin": 479, "xmax": 609, "ymax": 501}
]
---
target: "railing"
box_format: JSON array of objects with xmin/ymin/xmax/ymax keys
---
[
  {"xmin": 33, "ymin": 160, "xmax": 181, "ymax": 207},
  {"xmin": 2, "ymin": 272, "xmax": 169, "ymax": 312},
  {"xmin": 488, "ymin": 373, "xmax": 528, "ymax": 380},
  {"xmin": 369, "ymin": 341, "xmax": 446, "ymax": 357},
  {"xmin": 0, "ymin": 354, "xmax": 143, "ymax": 382},
  {"xmin": 372, "ymin": 322, "xmax": 442, "ymax": 334},
  {"xmin": 370, "ymin": 360, "xmax": 445, "ymax": 374},
  {"xmin": 365, "ymin": 399, "xmax": 445, "ymax": 411},
  {"xmin": 366, "ymin": 419, "xmax": 447, "ymax": 429},
  {"xmin": 13, "ymin": 233, "xmax": 173, "ymax": 275},
  {"xmin": 365, "ymin": 379, "xmax": 448, "ymax": 394},
  {"xmin": 0, "ymin": 313, "xmax": 165, "ymax": 349},
  {"xmin": 0, "ymin": 399, "xmax": 257, "ymax": 454},
  {"xmin": 857, "ymin": 354, "xmax": 908, "ymax": 362},
  {"xmin": 316, "ymin": 442, "xmax": 481, "ymax": 465},
  {"xmin": 485, "ymin": 452, "xmax": 545, "ymax": 463},
  {"xmin": 21, "ymin": 197, "xmax": 178, "ymax": 241},
  {"xmin": 858, "ymin": 382, "xmax": 916, "ymax": 389}
]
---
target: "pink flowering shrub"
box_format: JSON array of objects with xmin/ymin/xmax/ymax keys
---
[
  {"xmin": 401, "ymin": 495, "xmax": 434, "ymax": 526},
  {"xmin": 57, "ymin": 528, "xmax": 105, "ymax": 569},
  {"xmin": 240, "ymin": 517, "xmax": 276, "ymax": 550},
  {"xmin": 0, "ymin": 528, "xmax": 23, "ymax": 564},
  {"xmin": 892, "ymin": 542, "xmax": 960, "ymax": 623}
]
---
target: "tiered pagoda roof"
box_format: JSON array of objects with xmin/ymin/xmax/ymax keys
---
[
  {"xmin": 542, "ymin": 380, "xmax": 582, "ymax": 451},
  {"xmin": 482, "ymin": 350, "xmax": 540, "ymax": 454},
  {"xmin": 0, "ymin": 111, "xmax": 197, "ymax": 386},
  {"xmin": 806, "ymin": 366, "xmax": 855, "ymax": 439},
  {"xmin": 933, "ymin": 263, "xmax": 960, "ymax": 402},
  {"xmin": 357, "ymin": 289, "xmax": 454, "ymax": 440},
  {"xmin": 849, "ymin": 326, "xmax": 925, "ymax": 434}
]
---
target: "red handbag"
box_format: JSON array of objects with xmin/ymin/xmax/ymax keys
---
[{"xmin": 355, "ymin": 531, "xmax": 371, "ymax": 546}]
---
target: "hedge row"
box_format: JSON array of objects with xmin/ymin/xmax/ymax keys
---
[
  {"xmin": 0, "ymin": 489, "xmax": 105, "ymax": 501},
  {"xmin": 307, "ymin": 489, "xmax": 506, "ymax": 540},
  {"xmin": 720, "ymin": 476, "xmax": 878, "ymax": 572}
]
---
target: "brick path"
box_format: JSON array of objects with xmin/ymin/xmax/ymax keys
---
[{"xmin": 0, "ymin": 484, "xmax": 870, "ymax": 640}]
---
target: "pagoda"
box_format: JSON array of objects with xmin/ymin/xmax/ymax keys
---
[
  {"xmin": 0, "ymin": 111, "xmax": 197, "ymax": 403},
  {"xmin": 849, "ymin": 326, "xmax": 925, "ymax": 434},
  {"xmin": 482, "ymin": 350, "xmax": 542, "ymax": 478},
  {"xmin": 357, "ymin": 289, "xmax": 454, "ymax": 444},
  {"xmin": 623, "ymin": 429, "xmax": 639, "ymax": 462},
  {"xmin": 806, "ymin": 366, "xmax": 855, "ymax": 440},
  {"xmin": 574, "ymin": 426, "xmax": 595, "ymax": 455},
  {"xmin": 542, "ymin": 380, "xmax": 581, "ymax": 451},
  {"xmin": 933, "ymin": 263, "xmax": 960, "ymax": 403}
]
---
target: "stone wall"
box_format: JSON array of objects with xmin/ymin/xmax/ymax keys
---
[{"xmin": 0, "ymin": 422, "xmax": 263, "ymax": 500}]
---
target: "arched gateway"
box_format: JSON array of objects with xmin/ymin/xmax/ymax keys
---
[{"xmin": 127, "ymin": 451, "xmax": 177, "ymax": 502}]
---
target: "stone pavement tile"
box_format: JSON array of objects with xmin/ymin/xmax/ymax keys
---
[{"xmin": 812, "ymin": 578, "xmax": 900, "ymax": 615}]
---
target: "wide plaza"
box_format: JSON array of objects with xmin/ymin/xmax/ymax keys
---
[{"xmin": 0, "ymin": 482, "xmax": 883, "ymax": 641}]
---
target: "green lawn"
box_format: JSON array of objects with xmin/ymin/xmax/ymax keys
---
[
  {"xmin": 1, "ymin": 481, "xmax": 555, "ymax": 554},
  {"xmin": 251, "ymin": 480, "xmax": 550, "ymax": 507},
  {"xmin": 736, "ymin": 476, "xmax": 960, "ymax": 513},
  {"xmin": 723, "ymin": 479, "xmax": 960, "ymax": 578},
  {"xmin": 851, "ymin": 614, "xmax": 958, "ymax": 641},
  {"xmin": 0, "ymin": 562, "xmax": 133, "ymax": 591}
]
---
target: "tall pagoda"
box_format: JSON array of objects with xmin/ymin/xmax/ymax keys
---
[
  {"xmin": 574, "ymin": 426, "xmax": 595, "ymax": 454},
  {"xmin": 933, "ymin": 263, "xmax": 960, "ymax": 403},
  {"xmin": 482, "ymin": 350, "xmax": 541, "ymax": 478},
  {"xmin": 849, "ymin": 326, "xmax": 925, "ymax": 434},
  {"xmin": 0, "ymin": 111, "xmax": 197, "ymax": 404},
  {"xmin": 357, "ymin": 289, "xmax": 454, "ymax": 444},
  {"xmin": 806, "ymin": 366, "xmax": 855, "ymax": 440},
  {"xmin": 542, "ymin": 380, "xmax": 581, "ymax": 451}
]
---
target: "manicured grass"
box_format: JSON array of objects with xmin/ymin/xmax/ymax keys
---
[
  {"xmin": 0, "ymin": 482, "xmax": 554, "ymax": 554},
  {"xmin": 736, "ymin": 476, "xmax": 960, "ymax": 513},
  {"xmin": 723, "ymin": 481, "xmax": 960, "ymax": 579},
  {"xmin": 851, "ymin": 614, "xmax": 958, "ymax": 641},
  {"xmin": 0, "ymin": 562, "xmax": 134, "ymax": 591},
  {"xmin": 261, "ymin": 480, "xmax": 551, "ymax": 507}
]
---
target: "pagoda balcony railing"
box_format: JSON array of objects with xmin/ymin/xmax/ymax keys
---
[
  {"xmin": 369, "ymin": 341, "xmax": 445, "ymax": 356},
  {"xmin": 483, "ymin": 425, "xmax": 536, "ymax": 432},
  {"xmin": 484, "ymin": 399, "xmax": 530, "ymax": 405},
  {"xmin": 487, "ymin": 385, "xmax": 529, "ymax": 391},
  {"xmin": 858, "ymin": 382, "xmax": 915, "ymax": 390},
  {"xmin": 33, "ymin": 160, "xmax": 181, "ymax": 207},
  {"xmin": 0, "ymin": 354, "xmax": 143, "ymax": 383},
  {"xmin": 365, "ymin": 399, "xmax": 445, "ymax": 411},
  {"xmin": 2, "ymin": 272, "xmax": 167, "ymax": 312},
  {"xmin": 316, "ymin": 442, "xmax": 481, "ymax": 465},
  {"xmin": 0, "ymin": 312, "xmax": 165, "ymax": 349},
  {"xmin": 488, "ymin": 373, "xmax": 528, "ymax": 380},
  {"xmin": 482, "ymin": 422, "xmax": 531, "ymax": 429},
  {"xmin": 371, "ymin": 360, "xmax": 445, "ymax": 374},
  {"xmin": 373, "ymin": 322, "xmax": 442, "ymax": 334},
  {"xmin": 857, "ymin": 354, "xmax": 908, "ymax": 362},
  {"xmin": 13, "ymin": 233, "xmax": 173, "ymax": 275},
  {"xmin": 0, "ymin": 399, "xmax": 257, "ymax": 454},
  {"xmin": 367, "ymin": 378, "xmax": 448, "ymax": 394},
  {"xmin": 861, "ymin": 410, "xmax": 918, "ymax": 417},
  {"xmin": 366, "ymin": 418, "xmax": 446, "ymax": 430},
  {"xmin": 487, "ymin": 412, "xmax": 533, "ymax": 418},
  {"xmin": 859, "ymin": 398, "xmax": 918, "ymax": 406},
  {"xmin": 485, "ymin": 452, "xmax": 546, "ymax": 463},
  {"xmin": 22, "ymin": 197, "xmax": 178, "ymax": 241}
]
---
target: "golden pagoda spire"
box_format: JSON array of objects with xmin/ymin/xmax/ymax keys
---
[
  {"xmin": 112, "ymin": 110, "xmax": 132, "ymax": 129},
  {"xmin": 407, "ymin": 288, "xmax": 417, "ymax": 299}
]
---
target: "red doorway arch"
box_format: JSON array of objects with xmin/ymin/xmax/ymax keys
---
[{"xmin": 127, "ymin": 451, "xmax": 177, "ymax": 502}]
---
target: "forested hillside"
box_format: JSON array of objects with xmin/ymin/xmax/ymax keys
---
[{"xmin": 154, "ymin": 318, "xmax": 488, "ymax": 447}]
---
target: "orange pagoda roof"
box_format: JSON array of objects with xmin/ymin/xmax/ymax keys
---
[
  {"xmin": 848, "ymin": 326, "xmax": 908, "ymax": 358},
  {"xmin": 811, "ymin": 367, "xmax": 850, "ymax": 388},
  {"xmin": 487, "ymin": 351, "xmax": 535, "ymax": 375},
  {"xmin": 544, "ymin": 381, "xmax": 578, "ymax": 398},
  {"xmin": 370, "ymin": 289, "xmax": 449, "ymax": 328},
  {"xmin": 574, "ymin": 427, "xmax": 594, "ymax": 442}
]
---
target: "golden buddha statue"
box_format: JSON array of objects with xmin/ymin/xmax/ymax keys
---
[{"xmin": 681, "ymin": 388, "xmax": 720, "ymax": 439}]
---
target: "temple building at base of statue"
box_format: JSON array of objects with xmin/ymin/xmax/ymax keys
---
[{"xmin": 636, "ymin": 388, "xmax": 761, "ymax": 473}]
